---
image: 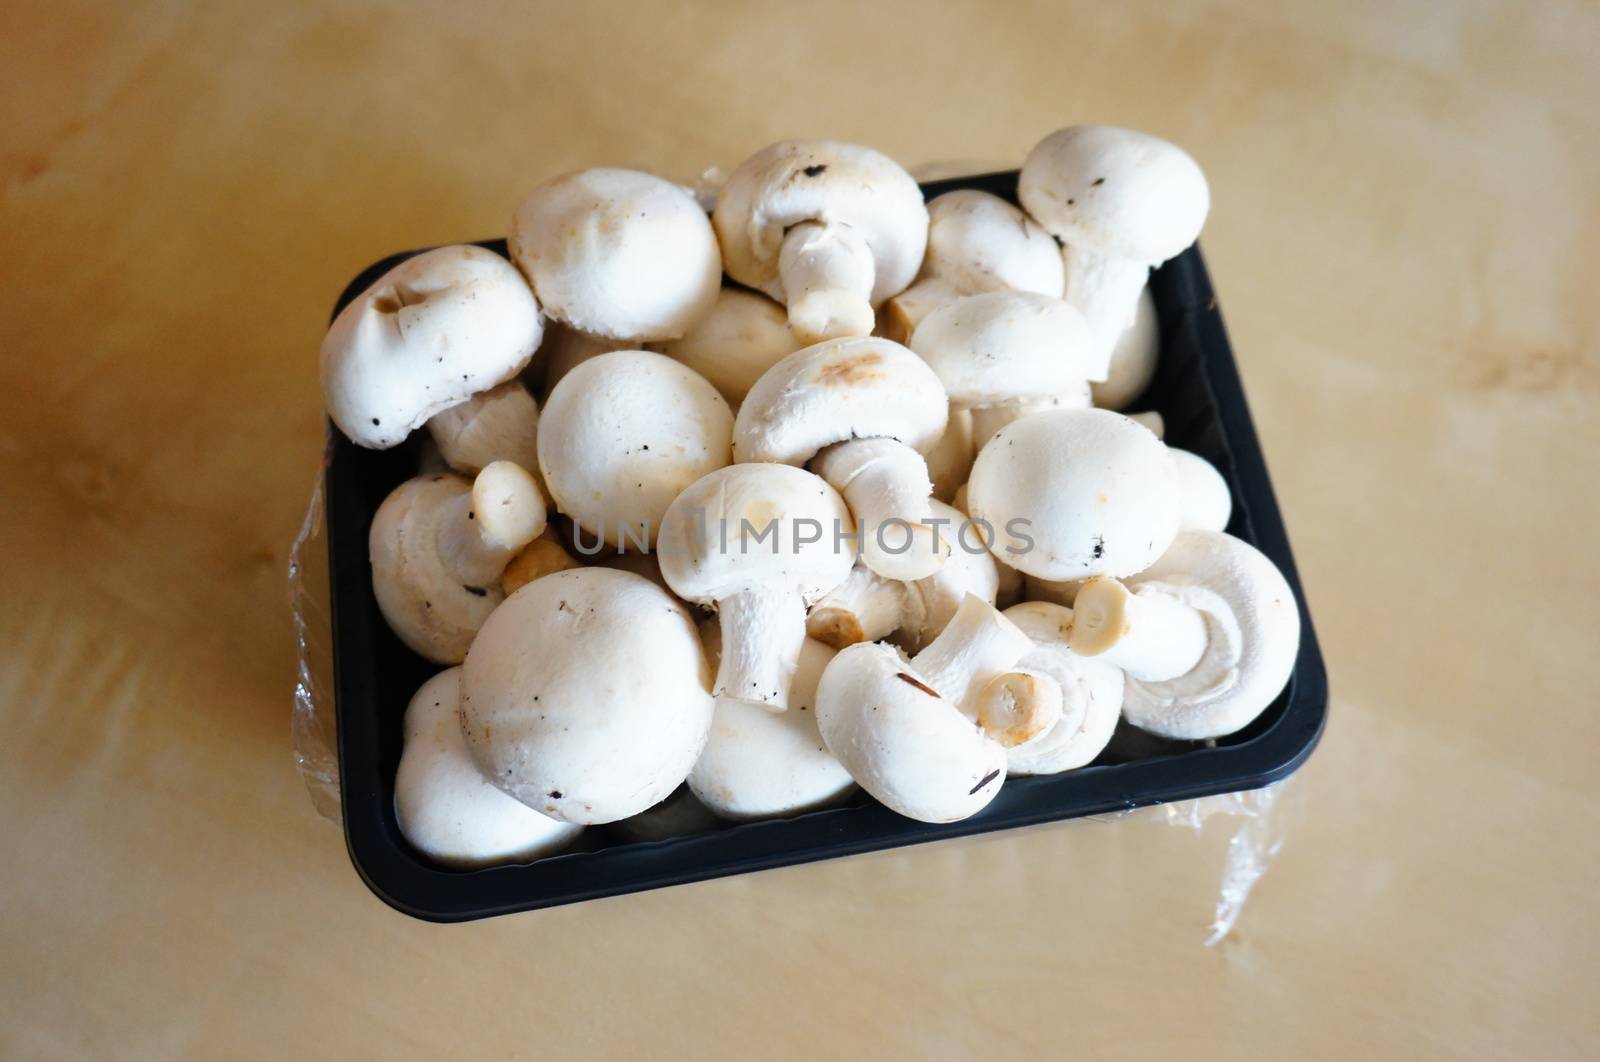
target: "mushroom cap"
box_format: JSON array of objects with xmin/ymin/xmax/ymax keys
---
[
  {"xmin": 690, "ymin": 631, "xmax": 855, "ymax": 820},
  {"xmin": 966, "ymin": 407, "xmax": 1181, "ymax": 580},
  {"xmin": 460, "ymin": 568, "xmax": 714, "ymax": 824},
  {"xmin": 1120, "ymin": 531, "xmax": 1300, "ymax": 740},
  {"xmin": 321, "ymin": 245, "xmax": 542, "ymax": 449},
  {"xmin": 918, "ymin": 189, "xmax": 1065, "ymax": 297},
  {"xmin": 538, "ymin": 350, "xmax": 733, "ymax": 547},
  {"xmin": 1019, "ymin": 126, "xmax": 1210, "ymax": 264},
  {"xmin": 510, "ymin": 168, "xmax": 722, "ymax": 341},
  {"xmin": 816, "ymin": 642, "xmax": 1007, "ymax": 823},
  {"xmin": 394, "ymin": 668, "xmax": 582, "ymax": 867},
  {"xmin": 713, "ymin": 140, "xmax": 928, "ymax": 306},
  {"xmin": 369, "ymin": 473, "xmax": 501, "ymax": 664},
  {"xmin": 656, "ymin": 463, "xmax": 855, "ymax": 605},
  {"xmin": 732, "ymin": 336, "xmax": 949, "ymax": 465},
  {"xmin": 999, "ymin": 603, "xmax": 1124, "ymax": 776},
  {"xmin": 658, "ymin": 288, "xmax": 800, "ymax": 406},
  {"xmin": 1170, "ymin": 448, "xmax": 1233, "ymax": 532},
  {"xmin": 909, "ymin": 291, "xmax": 1092, "ymax": 407},
  {"xmin": 1090, "ymin": 285, "xmax": 1159, "ymax": 410},
  {"xmin": 426, "ymin": 378, "xmax": 542, "ymax": 477}
]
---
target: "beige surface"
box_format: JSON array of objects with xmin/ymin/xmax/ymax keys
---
[{"xmin": 3, "ymin": 1, "xmax": 1597, "ymax": 1056}]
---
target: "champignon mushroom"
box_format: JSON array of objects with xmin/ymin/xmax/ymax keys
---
[
  {"xmin": 657, "ymin": 463, "xmax": 856, "ymax": 713},
  {"xmin": 1019, "ymin": 126, "xmax": 1208, "ymax": 379},
  {"xmin": 713, "ymin": 140, "xmax": 928, "ymax": 344},
  {"xmin": 882, "ymin": 189, "xmax": 1065, "ymax": 343},
  {"xmin": 966, "ymin": 407, "xmax": 1181, "ymax": 580},
  {"xmin": 424, "ymin": 378, "xmax": 542, "ymax": 479},
  {"xmin": 999, "ymin": 602, "xmax": 1124, "ymax": 776},
  {"xmin": 460, "ymin": 567, "xmax": 714, "ymax": 824},
  {"xmin": 815, "ymin": 594, "xmax": 1061, "ymax": 823},
  {"xmin": 657, "ymin": 288, "xmax": 801, "ymax": 407},
  {"xmin": 394, "ymin": 668, "xmax": 582, "ymax": 867},
  {"xmin": 808, "ymin": 499, "xmax": 1000, "ymax": 651},
  {"xmin": 1090, "ymin": 286, "xmax": 1159, "ymax": 410},
  {"xmin": 1170, "ymin": 448, "xmax": 1233, "ymax": 532},
  {"xmin": 1068, "ymin": 530, "xmax": 1300, "ymax": 740},
  {"xmin": 689, "ymin": 622, "xmax": 855, "ymax": 820},
  {"xmin": 511, "ymin": 168, "xmax": 721, "ymax": 342},
  {"xmin": 370, "ymin": 461, "xmax": 547, "ymax": 664},
  {"xmin": 500, "ymin": 528, "xmax": 582, "ymax": 595},
  {"xmin": 734, "ymin": 336, "xmax": 950, "ymax": 580},
  {"xmin": 538, "ymin": 350, "xmax": 732, "ymax": 549},
  {"xmin": 321, "ymin": 245, "xmax": 543, "ymax": 448}
]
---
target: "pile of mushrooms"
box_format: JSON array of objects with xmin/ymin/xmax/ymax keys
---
[{"xmin": 320, "ymin": 125, "xmax": 1302, "ymax": 862}]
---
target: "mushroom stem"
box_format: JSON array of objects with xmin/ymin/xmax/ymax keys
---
[
  {"xmin": 436, "ymin": 462, "xmax": 547, "ymax": 588},
  {"xmin": 716, "ymin": 587, "xmax": 808, "ymax": 712},
  {"xmin": 813, "ymin": 438, "xmax": 949, "ymax": 581},
  {"xmin": 1068, "ymin": 575, "xmax": 1207, "ymax": 682},
  {"xmin": 500, "ymin": 529, "xmax": 582, "ymax": 595},
  {"xmin": 881, "ymin": 277, "xmax": 957, "ymax": 345},
  {"xmin": 1062, "ymin": 246, "xmax": 1151, "ymax": 382},
  {"xmin": 806, "ymin": 563, "xmax": 907, "ymax": 649},
  {"xmin": 910, "ymin": 594, "xmax": 1035, "ymax": 713},
  {"xmin": 778, "ymin": 221, "xmax": 876, "ymax": 343},
  {"xmin": 976, "ymin": 669, "xmax": 1064, "ymax": 748}
]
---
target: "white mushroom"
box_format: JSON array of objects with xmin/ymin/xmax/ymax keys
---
[
  {"xmin": 395, "ymin": 668, "xmax": 582, "ymax": 867},
  {"xmin": 657, "ymin": 288, "xmax": 801, "ymax": 407},
  {"xmin": 460, "ymin": 567, "xmax": 714, "ymax": 824},
  {"xmin": 815, "ymin": 594, "xmax": 1060, "ymax": 823},
  {"xmin": 370, "ymin": 461, "xmax": 547, "ymax": 664},
  {"xmin": 713, "ymin": 141, "xmax": 928, "ymax": 344},
  {"xmin": 966, "ymin": 407, "xmax": 1181, "ymax": 580},
  {"xmin": 808, "ymin": 500, "xmax": 999, "ymax": 651},
  {"xmin": 734, "ymin": 337, "xmax": 950, "ymax": 580},
  {"xmin": 1000, "ymin": 602, "xmax": 1124, "ymax": 776},
  {"xmin": 1170, "ymin": 448, "xmax": 1233, "ymax": 532},
  {"xmin": 538, "ymin": 350, "xmax": 732, "ymax": 548},
  {"xmin": 689, "ymin": 623, "xmax": 855, "ymax": 821},
  {"xmin": 657, "ymin": 463, "xmax": 856, "ymax": 713},
  {"xmin": 882, "ymin": 189, "xmax": 1064, "ymax": 343},
  {"xmin": 511, "ymin": 168, "xmax": 721, "ymax": 342},
  {"xmin": 1020, "ymin": 126, "xmax": 1208, "ymax": 379},
  {"xmin": 920, "ymin": 407, "xmax": 976, "ymax": 503},
  {"xmin": 424, "ymin": 378, "xmax": 542, "ymax": 479},
  {"xmin": 321, "ymin": 245, "xmax": 542, "ymax": 448},
  {"xmin": 1068, "ymin": 530, "xmax": 1300, "ymax": 740},
  {"xmin": 1090, "ymin": 286, "xmax": 1159, "ymax": 410}
]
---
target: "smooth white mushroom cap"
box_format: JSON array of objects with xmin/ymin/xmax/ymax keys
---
[
  {"xmin": 425, "ymin": 378, "xmax": 542, "ymax": 478},
  {"xmin": 1170, "ymin": 448, "xmax": 1233, "ymax": 532},
  {"xmin": 1000, "ymin": 603, "xmax": 1124, "ymax": 776},
  {"xmin": 1091, "ymin": 286, "xmax": 1160, "ymax": 410},
  {"xmin": 539, "ymin": 350, "xmax": 732, "ymax": 547},
  {"xmin": 658, "ymin": 288, "xmax": 801, "ymax": 406},
  {"xmin": 967, "ymin": 407, "xmax": 1181, "ymax": 581},
  {"xmin": 321, "ymin": 245, "xmax": 543, "ymax": 449},
  {"xmin": 460, "ymin": 568, "xmax": 713, "ymax": 824},
  {"xmin": 733, "ymin": 337, "xmax": 949, "ymax": 464},
  {"xmin": 909, "ymin": 291, "xmax": 1092, "ymax": 407},
  {"xmin": 713, "ymin": 140, "xmax": 928, "ymax": 308},
  {"xmin": 394, "ymin": 668, "xmax": 582, "ymax": 867},
  {"xmin": 690, "ymin": 629, "xmax": 855, "ymax": 821},
  {"xmin": 1116, "ymin": 531, "xmax": 1300, "ymax": 740},
  {"xmin": 1019, "ymin": 126, "xmax": 1210, "ymax": 265},
  {"xmin": 510, "ymin": 168, "xmax": 722, "ymax": 342}
]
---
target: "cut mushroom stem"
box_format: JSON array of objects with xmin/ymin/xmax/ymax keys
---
[
  {"xmin": 1069, "ymin": 575, "xmax": 1207, "ymax": 682},
  {"xmin": 1062, "ymin": 248, "xmax": 1152, "ymax": 381},
  {"xmin": 500, "ymin": 529, "xmax": 582, "ymax": 595},
  {"xmin": 778, "ymin": 221, "xmax": 877, "ymax": 343},
  {"xmin": 813, "ymin": 438, "xmax": 949, "ymax": 581},
  {"xmin": 436, "ymin": 461, "xmax": 547, "ymax": 588},
  {"xmin": 807, "ymin": 563, "xmax": 907, "ymax": 650},
  {"xmin": 976, "ymin": 669, "xmax": 1064, "ymax": 748},
  {"xmin": 715, "ymin": 588, "xmax": 809, "ymax": 712},
  {"xmin": 910, "ymin": 593, "xmax": 1037, "ymax": 710}
]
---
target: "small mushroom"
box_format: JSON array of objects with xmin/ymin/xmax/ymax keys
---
[
  {"xmin": 966, "ymin": 407, "xmax": 1181, "ymax": 580},
  {"xmin": 500, "ymin": 528, "xmax": 582, "ymax": 595},
  {"xmin": 511, "ymin": 168, "xmax": 721, "ymax": 342},
  {"xmin": 321, "ymin": 245, "xmax": 543, "ymax": 448},
  {"xmin": 734, "ymin": 337, "xmax": 950, "ymax": 580},
  {"xmin": 1000, "ymin": 602, "xmax": 1124, "ymax": 776},
  {"xmin": 882, "ymin": 189, "xmax": 1065, "ymax": 343},
  {"xmin": 1170, "ymin": 448, "xmax": 1233, "ymax": 532},
  {"xmin": 394, "ymin": 668, "xmax": 582, "ymax": 867},
  {"xmin": 657, "ymin": 288, "xmax": 801, "ymax": 407},
  {"xmin": 1020, "ymin": 126, "xmax": 1208, "ymax": 379},
  {"xmin": 424, "ymin": 378, "xmax": 542, "ymax": 479},
  {"xmin": 1090, "ymin": 286, "xmax": 1160, "ymax": 410},
  {"xmin": 1068, "ymin": 530, "xmax": 1300, "ymax": 740},
  {"xmin": 538, "ymin": 350, "xmax": 732, "ymax": 549},
  {"xmin": 808, "ymin": 500, "xmax": 1000, "ymax": 651},
  {"xmin": 460, "ymin": 568, "xmax": 714, "ymax": 824},
  {"xmin": 370, "ymin": 461, "xmax": 547, "ymax": 664},
  {"xmin": 689, "ymin": 622, "xmax": 855, "ymax": 821},
  {"xmin": 713, "ymin": 140, "xmax": 928, "ymax": 344},
  {"xmin": 815, "ymin": 594, "xmax": 1060, "ymax": 823}
]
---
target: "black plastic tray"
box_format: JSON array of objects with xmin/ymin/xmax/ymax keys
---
[{"xmin": 325, "ymin": 170, "xmax": 1328, "ymax": 922}]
